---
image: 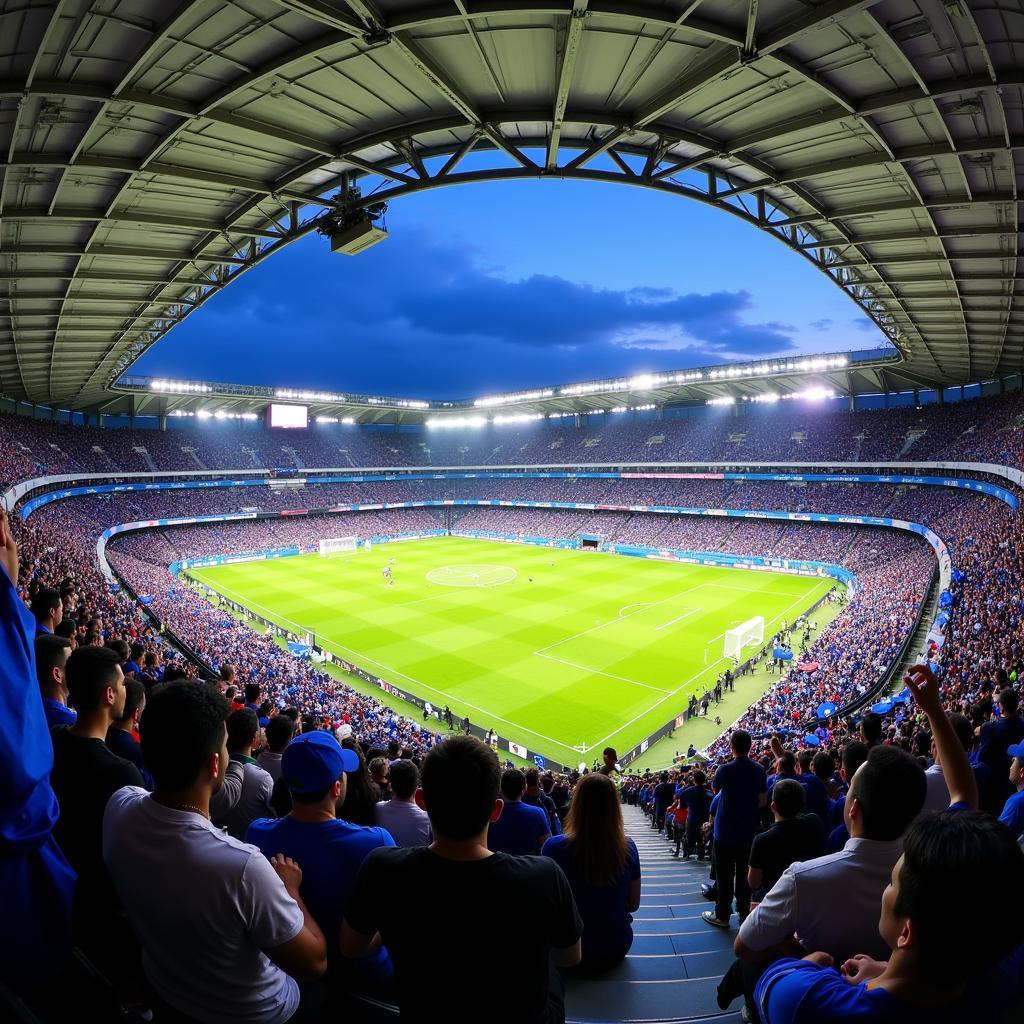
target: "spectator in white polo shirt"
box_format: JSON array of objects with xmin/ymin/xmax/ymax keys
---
[
  {"xmin": 102, "ymin": 679, "xmax": 326, "ymax": 1024},
  {"xmin": 375, "ymin": 759, "xmax": 431, "ymax": 847},
  {"xmin": 716, "ymin": 741, "xmax": 927, "ymax": 1019}
]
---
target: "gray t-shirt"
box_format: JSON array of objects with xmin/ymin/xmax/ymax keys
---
[
  {"xmin": 103, "ymin": 786, "xmax": 303, "ymax": 1024},
  {"xmin": 374, "ymin": 799, "xmax": 432, "ymax": 847}
]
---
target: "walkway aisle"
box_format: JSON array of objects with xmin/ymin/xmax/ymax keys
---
[{"xmin": 566, "ymin": 804, "xmax": 742, "ymax": 1023}]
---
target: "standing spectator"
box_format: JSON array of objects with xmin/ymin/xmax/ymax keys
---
[
  {"xmin": 49, "ymin": 645, "xmax": 145, "ymax": 990},
  {"xmin": 703, "ymin": 730, "xmax": 767, "ymax": 929},
  {"xmin": 977, "ymin": 688, "xmax": 1024, "ymax": 807},
  {"xmin": 598, "ymin": 746, "xmax": 621, "ymax": 782},
  {"xmin": 335, "ymin": 739, "xmax": 381, "ymax": 826},
  {"xmin": 215, "ymin": 707, "xmax": 275, "ymax": 840},
  {"xmin": 35, "ymin": 632, "xmax": 76, "ymax": 728},
  {"xmin": 104, "ymin": 680, "xmax": 326, "ymax": 1023},
  {"xmin": 524, "ymin": 767, "xmax": 561, "ymax": 835},
  {"xmin": 651, "ymin": 771, "xmax": 676, "ymax": 832},
  {"xmin": 0, "ymin": 509, "xmax": 75, "ymax": 997},
  {"xmin": 30, "ymin": 587, "xmax": 62, "ymax": 635},
  {"xmin": 798, "ymin": 752, "xmax": 834, "ymax": 821},
  {"xmin": 679, "ymin": 771, "xmax": 713, "ymax": 859},
  {"xmin": 341, "ymin": 736, "xmax": 582, "ymax": 1023},
  {"xmin": 998, "ymin": 741, "xmax": 1024, "ymax": 840},
  {"xmin": 374, "ymin": 759, "xmax": 432, "ymax": 847},
  {"xmin": 543, "ymin": 773, "xmax": 642, "ymax": 972},
  {"xmin": 105, "ymin": 677, "xmax": 152, "ymax": 789},
  {"xmin": 487, "ymin": 768, "xmax": 551, "ymax": 855},
  {"xmin": 247, "ymin": 732, "xmax": 396, "ymax": 993},
  {"xmin": 258, "ymin": 714, "xmax": 295, "ymax": 783}
]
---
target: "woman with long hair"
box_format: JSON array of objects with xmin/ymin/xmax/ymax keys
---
[{"xmin": 542, "ymin": 773, "xmax": 641, "ymax": 972}]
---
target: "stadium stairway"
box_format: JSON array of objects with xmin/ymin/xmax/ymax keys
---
[{"xmin": 566, "ymin": 805, "xmax": 741, "ymax": 1024}]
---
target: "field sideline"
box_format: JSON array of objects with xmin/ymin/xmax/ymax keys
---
[{"xmin": 188, "ymin": 537, "xmax": 836, "ymax": 765}]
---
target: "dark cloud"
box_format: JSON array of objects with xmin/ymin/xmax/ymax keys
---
[
  {"xmin": 134, "ymin": 228, "xmax": 799, "ymax": 396},
  {"xmin": 810, "ymin": 318, "xmax": 833, "ymax": 330}
]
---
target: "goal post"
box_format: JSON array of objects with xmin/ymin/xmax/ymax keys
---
[
  {"xmin": 724, "ymin": 616, "xmax": 765, "ymax": 662},
  {"xmin": 319, "ymin": 536, "xmax": 358, "ymax": 557}
]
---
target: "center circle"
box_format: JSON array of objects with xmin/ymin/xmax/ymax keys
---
[{"xmin": 426, "ymin": 564, "xmax": 518, "ymax": 588}]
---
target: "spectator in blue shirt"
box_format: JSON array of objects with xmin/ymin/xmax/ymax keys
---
[
  {"xmin": 755, "ymin": 812, "xmax": 1024, "ymax": 1023},
  {"xmin": 0, "ymin": 510, "xmax": 76, "ymax": 998},
  {"xmin": 487, "ymin": 768, "xmax": 551, "ymax": 855},
  {"xmin": 105, "ymin": 677, "xmax": 153, "ymax": 789},
  {"xmin": 36, "ymin": 632, "xmax": 77, "ymax": 729},
  {"xmin": 755, "ymin": 664, "xmax": 1022, "ymax": 1024},
  {"xmin": 678, "ymin": 771, "xmax": 713, "ymax": 859},
  {"xmin": 998, "ymin": 741, "xmax": 1024, "ymax": 841},
  {"xmin": 799, "ymin": 752, "xmax": 834, "ymax": 821},
  {"xmin": 30, "ymin": 587, "xmax": 62, "ymax": 636},
  {"xmin": 247, "ymin": 731, "xmax": 396, "ymax": 993},
  {"xmin": 703, "ymin": 730, "xmax": 767, "ymax": 929},
  {"xmin": 977, "ymin": 687, "xmax": 1024, "ymax": 808},
  {"xmin": 542, "ymin": 773, "xmax": 641, "ymax": 972}
]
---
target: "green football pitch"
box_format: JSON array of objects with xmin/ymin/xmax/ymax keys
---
[{"xmin": 187, "ymin": 536, "xmax": 835, "ymax": 766}]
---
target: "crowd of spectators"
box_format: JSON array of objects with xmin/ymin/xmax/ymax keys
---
[
  {"xmin": 3, "ymin": 387, "xmax": 1023, "ymax": 489},
  {"xmin": 5, "ymin": 386, "xmax": 1024, "ymax": 1023}
]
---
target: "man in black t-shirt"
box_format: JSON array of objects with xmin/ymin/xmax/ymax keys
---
[
  {"xmin": 49, "ymin": 645, "xmax": 144, "ymax": 991},
  {"xmin": 746, "ymin": 779, "xmax": 825, "ymax": 900},
  {"xmin": 342, "ymin": 736, "xmax": 582, "ymax": 1023}
]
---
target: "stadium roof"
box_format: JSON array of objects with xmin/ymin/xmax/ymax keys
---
[{"xmin": 2, "ymin": 0, "xmax": 1022, "ymax": 415}]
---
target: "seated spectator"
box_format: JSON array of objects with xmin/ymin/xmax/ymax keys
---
[
  {"xmin": 35, "ymin": 632, "xmax": 76, "ymax": 728},
  {"xmin": 487, "ymin": 768, "xmax": 551, "ymax": 855},
  {"xmin": 735, "ymin": 744, "xmax": 926, "ymax": 965},
  {"xmin": 247, "ymin": 732, "xmax": 395, "ymax": 993},
  {"xmin": 374, "ymin": 759, "xmax": 432, "ymax": 847},
  {"xmin": 747, "ymin": 780, "xmax": 825, "ymax": 901},
  {"xmin": 258, "ymin": 714, "xmax": 295, "ymax": 782},
  {"xmin": 341, "ymin": 736, "xmax": 582, "ymax": 1023},
  {"xmin": 755, "ymin": 813, "xmax": 1024, "ymax": 1023},
  {"xmin": 542, "ymin": 773, "xmax": 642, "ymax": 972},
  {"xmin": 756, "ymin": 665, "xmax": 1022, "ymax": 1023},
  {"xmin": 103, "ymin": 680, "xmax": 327, "ymax": 1023},
  {"xmin": 214, "ymin": 707, "xmax": 275, "ymax": 840},
  {"xmin": 105, "ymin": 677, "xmax": 153, "ymax": 789}
]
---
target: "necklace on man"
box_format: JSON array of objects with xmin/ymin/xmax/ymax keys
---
[{"xmin": 173, "ymin": 802, "xmax": 209, "ymax": 819}]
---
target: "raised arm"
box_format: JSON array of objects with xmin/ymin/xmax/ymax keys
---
[{"xmin": 904, "ymin": 663, "xmax": 978, "ymax": 810}]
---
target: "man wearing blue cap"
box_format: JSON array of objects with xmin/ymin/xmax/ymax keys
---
[
  {"xmin": 247, "ymin": 731, "xmax": 396, "ymax": 994},
  {"xmin": 998, "ymin": 741, "xmax": 1024, "ymax": 840}
]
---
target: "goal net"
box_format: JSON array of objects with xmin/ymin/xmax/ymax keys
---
[
  {"xmin": 319, "ymin": 536, "xmax": 358, "ymax": 557},
  {"xmin": 724, "ymin": 616, "xmax": 765, "ymax": 662}
]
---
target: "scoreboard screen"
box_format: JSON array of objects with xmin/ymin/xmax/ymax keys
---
[{"xmin": 267, "ymin": 404, "xmax": 308, "ymax": 429}]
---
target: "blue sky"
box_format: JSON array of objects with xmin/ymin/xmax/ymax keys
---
[{"xmin": 133, "ymin": 178, "xmax": 885, "ymax": 399}]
